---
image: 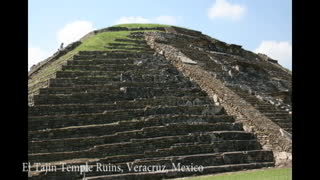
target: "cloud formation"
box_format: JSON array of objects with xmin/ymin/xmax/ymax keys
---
[
  {"xmin": 208, "ymin": 0, "xmax": 246, "ymax": 20},
  {"xmin": 28, "ymin": 46, "xmax": 51, "ymax": 70},
  {"xmin": 255, "ymin": 41, "xmax": 292, "ymax": 69},
  {"xmin": 57, "ymin": 20, "xmax": 95, "ymax": 46},
  {"xmin": 115, "ymin": 16, "xmax": 178, "ymax": 25},
  {"xmin": 29, "ymin": 20, "xmax": 95, "ymax": 70}
]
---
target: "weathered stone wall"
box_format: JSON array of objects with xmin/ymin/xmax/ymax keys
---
[
  {"xmin": 152, "ymin": 31, "xmax": 292, "ymax": 112},
  {"xmin": 145, "ymin": 32, "xmax": 292, "ymax": 166},
  {"xmin": 29, "ymin": 41, "xmax": 82, "ymax": 77}
]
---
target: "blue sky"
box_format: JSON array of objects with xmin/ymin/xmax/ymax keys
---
[{"xmin": 29, "ymin": 0, "xmax": 292, "ymax": 70}]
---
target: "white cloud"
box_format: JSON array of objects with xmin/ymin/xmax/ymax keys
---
[
  {"xmin": 28, "ymin": 47, "xmax": 51, "ymax": 70},
  {"xmin": 255, "ymin": 41, "xmax": 292, "ymax": 69},
  {"xmin": 208, "ymin": 0, "xmax": 246, "ymax": 20},
  {"xmin": 115, "ymin": 16, "xmax": 178, "ymax": 25},
  {"xmin": 29, "ymin": 20, "xmax": 95, "ymax": 71},
  {"xmin": 57, "ymin": 20, "xmax": 95, "ymax": 46}
]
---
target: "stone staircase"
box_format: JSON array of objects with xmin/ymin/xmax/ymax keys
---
[
  {"xmin": 28, "ymin": 32, "xmax": 274, "ymax": 179},
  {"xmin": 228, "ymin": 87, "xmax": 292, "ymax": 134}
]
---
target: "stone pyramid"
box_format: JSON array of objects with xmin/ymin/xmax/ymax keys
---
[{"xmin": 28, "ymin": 24, "xmax": 291, "ymax": 179}]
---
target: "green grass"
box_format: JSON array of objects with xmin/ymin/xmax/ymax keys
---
[
  {"xmin": 176, "ymin": 168, "xmax": 292, "ymax": 180},
  {"xmin": 111, "ymin": 23, "xmax": 171, "ymax": 28},
  {"xmin": 77, "ymin": 31, "xmax": 134, "ymax": 51},
  {"xmin": 28, "ymin": 27, "xmax": 163, "ymax": 90},
  {"xmin": 111, "ymin": 23, "xmax": 194, "ymax": 31},
  {"xmin": 76, "ymin": 29, "xmax": 163, "ymax": 51}
]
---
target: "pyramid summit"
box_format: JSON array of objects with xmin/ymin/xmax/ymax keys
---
[{"xmin": 28, "ymin": 24, "xmax": 292, "ymax": 179}]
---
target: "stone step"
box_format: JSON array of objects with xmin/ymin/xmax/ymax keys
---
[
  {"xmin": 68, "ymin": 58, "xmax": 163, "ymax": 66},
  {"xmin": 108, "ymin": 43, "xmax": 149, "ymax": 48},
  {"xmin": 275, "ymin": 122, "xmax": 292, "ymax": 128},
  {"xmin": 28, "ymin": 114, "xmax": 238, "ymax": 141},
  {"xmin": 40, "ymin": 81, "xmax": 194, "ymax": 94},
  {"xmin": 55, "ymin": 71, "xmax": 120, "ymax": 79},
  {"xmin": 77, "ymin": 50, "xmax": 152, "ymax": 55},
  {"xmin": 29, "ymin": 96, "xmax": 211, "ymax": 116},
  {"xmin": 55, "ymin": 70, "xmax": 182, "ymax": 79},
  {"xmin": 233, "ymin": 93, "xmax": 257, "ymax": 98},
  {"xmin": 258, "ymin": 110, "xmax": 289, "ymax": 115},
  {"xmin": 72, "ymin": 55, "xmax": 154, "ymax": 61},
  {"xmin": 271, "ymin": 118, "xmax": 292, "ymax": 122},
  {"xmin": 33, "ymin": 88, "xmax": 209, "ymax": 105},
  {"xmin": 28, "ymin": 151, "xmax": 274, "ymax": 179},
  {"xmin": 55, "ymin": 67, "xmax": 181, "ymax": 78},
  {"xmin": 143, "ymin": 140, "xmax": 261, "ymax": 159},
  {"xmin": 60, "ymin": 64, "xmax": 151, "ymax": 72},
  {"xmin": 233, "ymin": 93, "xmax": 283, "ymax": 112},
  {"xmin": 131, "ymin": 130, "xmax": 254, "ymax": 144},
  {"xmin": 28, "ymin": 80, "xmax": 50, "ymax": 93},
  {"xmin": 127, "ymin": 32, "xmax": 146, "ymax": 38},
  {"xmin": 29, "ymin": 121, "xmax": 242, "ymax": 145},
  {"xmin": 247, "ymin": 101, "xmax": 278, "ymax": 108},
  {"xmin": 51, "ymin": 76, "xmax": 118, "ymax": 84},
  {"xmin": 251, "ymin": 103, "xmax": 276, "ymax": 107},
  {"xmin": 236, "ymin": 95, "xmax": 261, "ymax": 100},
  {"xmin": 31, "ymin": 140, "xmax": 261, "ymax": 168},
  {"xmin": 113, "ymin": 39, "xmax": 147, "ymax": 44},
  {"xmin": 237, "ymin": 95, "xmax": 257, "ymax": 99},
  {"xmin": 262, "ymin": 113, "xmax": 290, "ymax": 118},
  {"xmin": 29, "ymin": 130, "xmax": 256, "ymax": 154},
  {"xmin": 27, "ymin": 154, "xmax": 142, "ymax": 172},
  {"xmin": 33, "ymin": 92, "xmax": 126, "ymax": 105},
  {"xmin": 38, "ymin": 85, "xmax": 119, "ymax": 95},
  {"xmin": 34, "ymin": 105, "xmax": 226, "ymax": 122},
  {"xmin": 243, "ymin": 100, "xmax": 263, "ymax": 104},
  {"xmin": 61, "ymin": 64, "xmax": 172, "ymax": 72},
  {"xmin": 104, "ymin": 46, "xmax": 153, "ymax": 52},
  {"xmin": 39, "ymin": 84, "xmax": 119, "ymax": 94},
  {"xmin": 71, "ymin": 56, "xmax": 144, "ymax": 61},
  {"xmin": 66, "ymin": 59, "xmax": 135, "ymax": 66},
  {"xmin": 39, "ymin": 82, "xmax": 199, "ymax": 94},
  {"xmin": 252, "ymin": 104, "xmax": 274, "ymax": 107},
  {"xmin": 28, "ymin": 135, "xmax": 253, "ymax": 163},
  {"xmin": 73, "ymin": 53, "xmax": 154, "ymax": 60},
  {"xmin": 48, "ymin": 75, "xmax": 187, "ymax": 87},
  {"xmin": 255, "ymin": 106, "xmax": 279, "ymax": 111},
  {"xmin": 29, "ymin": 112, "xmax": 234, "ymax": 131},
  {"xmin": 39, "ymin": 82, "xmax": 198, "ymax": 96}
]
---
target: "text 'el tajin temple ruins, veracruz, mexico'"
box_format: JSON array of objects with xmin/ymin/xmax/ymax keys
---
[{"xmin": 28, "ymin": 24, "xmax": 292, "ymax": 180}]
